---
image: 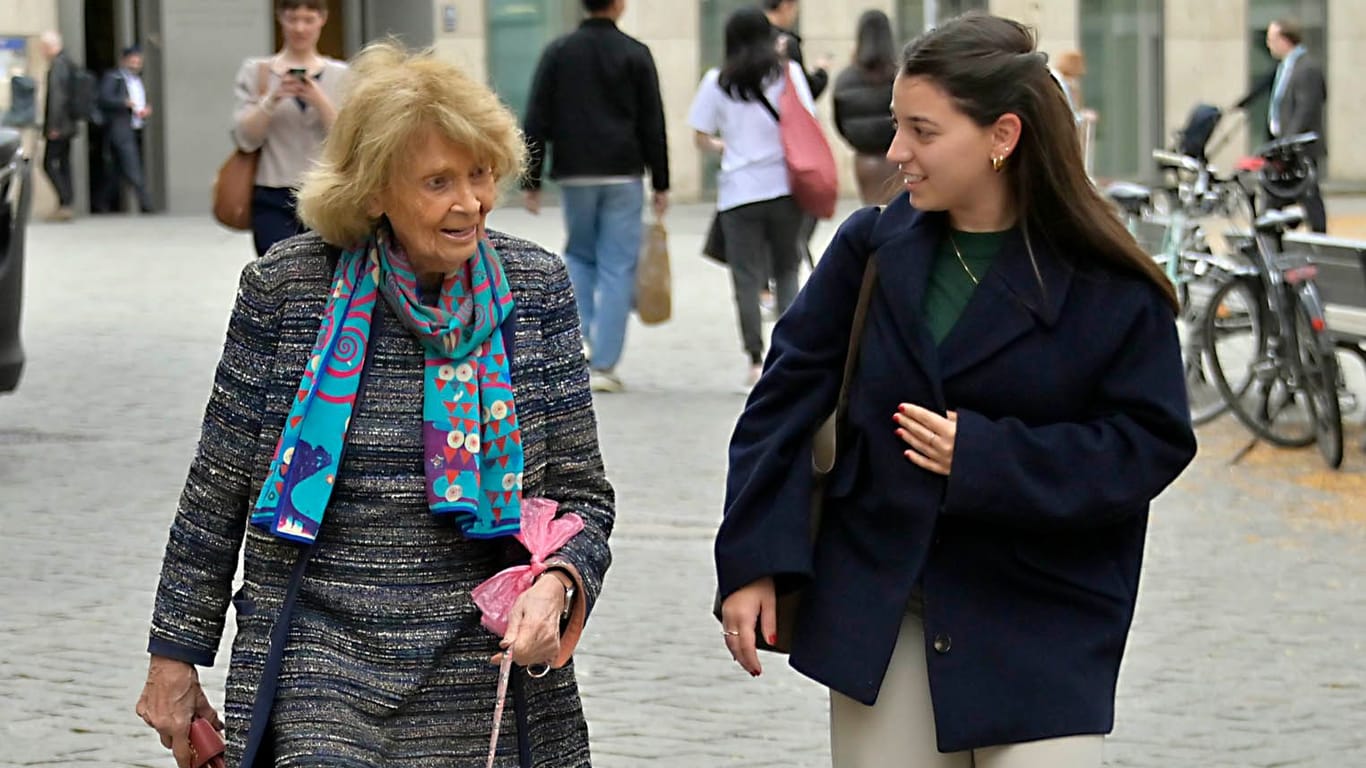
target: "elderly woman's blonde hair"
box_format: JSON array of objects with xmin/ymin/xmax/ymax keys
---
[{"xmin": 297, "ymin": 40, "xmax": 527, "ymax": 246}]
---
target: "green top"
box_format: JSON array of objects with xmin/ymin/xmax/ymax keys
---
[{"xmin": 923, "ymin": 230, "xmax": 1006, "ymax": 344}]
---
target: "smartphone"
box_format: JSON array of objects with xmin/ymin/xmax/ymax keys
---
[{"xmin": 287, "ymin": 67, "xmax": 308, "ymax": 80}]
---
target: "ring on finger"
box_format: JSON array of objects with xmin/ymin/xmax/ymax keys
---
[{"xmin": 722, "ymin": 629, "xmax": 740, "ymax": 637}]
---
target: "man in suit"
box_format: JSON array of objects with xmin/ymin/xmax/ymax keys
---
[
  {"xmin": 1266, "ymin": 18, "xmax": 1327, "ymax": 232},
  {"xmin": 39, "ymin": 31, "xmax": 76, "ymax": 221},
  {"xmin": 97, "ymin": 46, "xmax": 153, "ymax": 213}
]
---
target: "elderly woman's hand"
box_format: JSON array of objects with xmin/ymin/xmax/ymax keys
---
[
  {"xmin": 135, "ymin": 655, "xmax": 222, "ymax": 768},
  {"xmin": 490, "ymin": 572, "xmax": 569, "ymax": 673}
]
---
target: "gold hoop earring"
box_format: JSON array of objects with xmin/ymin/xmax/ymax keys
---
[{"xmin": 991, "ymin": 155, "xmax": 1006, "ymax": 173}]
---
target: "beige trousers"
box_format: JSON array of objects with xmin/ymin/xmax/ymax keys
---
[{"xmin": 830, "ymin": 613, "xmax": 1105, "ymax": 768}]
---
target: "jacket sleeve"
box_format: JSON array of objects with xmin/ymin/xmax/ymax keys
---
[
  {"xmin": 784, "ymin": 33, "xmax": 828, "ymax": 100},
  {"xmin": 147, "ymin": 261, "xmax": 280, "ymax": 666},
  {"xmin": 521, "ymin": 44, "xmax": 558, "ymax": 191},
  {"xmin": 943, "ymin": 286, "xmax": 1197, "ymax": 528},
  {"xmin": 534, "ymin": 255, "xmax": 615, "ymax": 662},
  {"xmin": 1285, "ymin": 61, "xmax": 1326, "ymax": 139},
  {"xmin": 714, "ymin": 207, "xmax": 881, "ymax": 600},
  {"xmin": 231, "ymin": 58, "xmax": 269, "ymax": 152},
  {"xmin": 634, "ymin": 47, "xmax": 670, "ymax": 193},
  {"xmin": 831, "ymin": 72, "xmax": 850, "ymax": 143},
  {"xmin": 806, "ymin": 67, "xmax": 830, "ymax": 101},
  {"xmin": 97, "ymin": 71, "xmax": 125, "ymax": 112},
  {"xmin": 45, "ymin": 56, "xmax": 73, "ymax": 136}
]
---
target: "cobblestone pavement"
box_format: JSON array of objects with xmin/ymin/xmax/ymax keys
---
[{"xmin": 1, "ymin": 204, "xmax": 1364, "ymax": 767}]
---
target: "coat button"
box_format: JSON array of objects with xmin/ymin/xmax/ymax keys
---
[{"xmin": 933, "ymin": 634, "xmax": 952, "ymax": 654}]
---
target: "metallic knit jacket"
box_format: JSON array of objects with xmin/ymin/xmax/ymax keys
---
[{"xmin": 146, "ymin": 231, "xmax": 615, "ymax": 767}]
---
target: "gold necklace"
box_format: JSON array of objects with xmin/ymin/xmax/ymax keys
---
[{"xmin": 947, "ymin": 233, "xmax": 980, "ymax": 286}]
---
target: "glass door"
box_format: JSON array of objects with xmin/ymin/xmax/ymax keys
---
[{"xmin": 1080, "ymin": 0, "xmax": 1163, "ymax": 180}]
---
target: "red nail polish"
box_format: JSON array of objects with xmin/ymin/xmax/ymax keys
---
[{"xmin": 767, "ymin": 634, "xmax": 778, "ymax": 645}]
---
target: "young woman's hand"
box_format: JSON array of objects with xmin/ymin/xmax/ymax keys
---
[
  {"xmin": 895, "ymin": 404, "xmax": 958, "ymax": 476},
  {"xmin": 720, "ymin": 576, "xmax": 776, "ymax": 677}
]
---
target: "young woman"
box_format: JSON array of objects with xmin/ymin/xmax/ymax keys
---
[
  {"xmin": 688, "ymin": 6, "xmax": 816, "ymax": 390},
  {"xmin": 715, "ymin": 13, "xmax": 1196, "ymax": 767},
  {"xmin": 231, "ymin": 0, "xmax": 348, "ymax": 257},
  {"xmin": 833, "ymin": 10, "xmax": 900, "ymax": 204}
]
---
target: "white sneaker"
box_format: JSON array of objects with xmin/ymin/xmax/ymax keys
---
[{"xmin": 589, "ymin": 370, "xmax": 624, "ymax": 393}]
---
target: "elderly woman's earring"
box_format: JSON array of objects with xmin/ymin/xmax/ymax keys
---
[{"xmin": 991, "ymin": 154, "xmax": 1006, "ymax": 173}]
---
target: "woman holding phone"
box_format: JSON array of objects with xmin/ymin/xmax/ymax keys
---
[{"xmin": 231, "ymin": 0, "xmax": 349, "ymax": 257}]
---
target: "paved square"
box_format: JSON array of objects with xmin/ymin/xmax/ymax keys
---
[{"xmin": 1, "ymin": 205, "xmax": 1363, "ymax": 766}]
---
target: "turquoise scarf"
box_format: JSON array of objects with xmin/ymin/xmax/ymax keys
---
[{"xmin": 251, "ymin": 225, "xmax": 523, "ymax": 542}]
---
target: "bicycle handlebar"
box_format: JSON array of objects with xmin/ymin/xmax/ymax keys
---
[{"xmin": 1151, "ymin": 149, "xmax": 1205, "ymax": 174}]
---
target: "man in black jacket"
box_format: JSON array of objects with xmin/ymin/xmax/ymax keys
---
[
  {"xmin": 39, "ymin": 31, "xmax": 76, "ymax": 220},
  {"xmin": 97, "ymin": 46, "xmax": 153, "ymax": 213},
  {"xmin": 762, "ymin": 0, "xmax": 830, "ymax": 100},
  {"xmin": 522, "ymin": 0, "xmax": 669, "ymax": 393}
]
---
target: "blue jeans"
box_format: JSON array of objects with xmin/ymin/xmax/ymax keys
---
[{"xmin": 560, "ymin": 180, "xmax": 644, "ymax": 371}]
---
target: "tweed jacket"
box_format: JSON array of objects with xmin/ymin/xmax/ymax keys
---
[{"xmin": 146, "ymin": 230, "xmax": 614, "ymax": 767}]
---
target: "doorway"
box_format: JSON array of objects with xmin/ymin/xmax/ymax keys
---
[
  {"xmin": 273, "ymin": 1, "xmax": 349, "ymax": 59},
  {"xmin": 83, "ymin": 0, "xmax": 141, "ymax": 213}
]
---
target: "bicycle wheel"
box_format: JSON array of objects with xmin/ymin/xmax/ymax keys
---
[
  {"xmin": 1292, "ymin": 295, "xmax": 1343, "ymax": 468},
  {"xmin": 1179, "ymin": 265, "xmax": 1228, "ymax": 425},
  {"xmin": 1204, "ymin": 277, "xmax": 1316, "ymax": 447}
]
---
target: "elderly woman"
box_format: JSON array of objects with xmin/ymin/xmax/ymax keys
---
[{"xmin": 135, "ymin": 42, "xmax": 613, "ymax": 768}]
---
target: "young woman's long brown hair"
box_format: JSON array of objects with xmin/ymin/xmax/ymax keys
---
[{"xmin": 900, "ymin": 13, "xmax": 1178, "ymax": 312}]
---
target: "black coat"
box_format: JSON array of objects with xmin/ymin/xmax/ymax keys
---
[
  {"xmin": 832, "ymin": 66, "xmax": 895, "ymax": 156},
  {"xmin": 716, "ymin": 195, "xmax": 1196, "ymax": 751},
  {"xmin": 522, "ymin": 18, "xmax": 669, "ymax": 191},
  {"xmin": 43, "ymin": 52, "xmax": 76, "ymax": 138}
]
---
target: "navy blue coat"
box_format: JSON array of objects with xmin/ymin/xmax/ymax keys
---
[{"xmin": 715, "ymin": 194, "xmax": 1197, "ymax": 752}]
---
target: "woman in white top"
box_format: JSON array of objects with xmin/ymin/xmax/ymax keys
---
[
  {"xmin": 689, "ymin": 6, "xmax": 816, "ymax": 388},
  {"xmin": 232, "ymin": 0, "xmax": 348, "ymax": 257}
]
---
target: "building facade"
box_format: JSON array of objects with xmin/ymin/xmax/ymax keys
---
[{"xmin": 1, "ymin": 0, "xmax": 1362, "ymax": 217}]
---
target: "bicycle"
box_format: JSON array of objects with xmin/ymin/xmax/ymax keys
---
[
  {"xmin": 1201, "ymin": 132, "xmax": 1343, "ymax": 468},
  {"xmin": 1106, "ymin": 148, "xmax": 1250, "ymax": 426}
]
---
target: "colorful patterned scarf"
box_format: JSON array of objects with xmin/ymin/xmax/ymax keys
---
[{"xmin": 251, "ymin": 225, "xmax": 523, "ymax": 543}]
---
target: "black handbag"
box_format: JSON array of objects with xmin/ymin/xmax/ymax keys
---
[
  {"xmin": 713, "ymin": 254, "xmax": 880, "ymax": 653},
  {"xmin": 702, "ymin": 211, "xmax": 726, "ymax": 265}
]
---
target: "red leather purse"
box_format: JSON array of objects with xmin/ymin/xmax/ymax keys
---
[{"xmin": 189, "ymin": 718, "xmax": 226, "ymax": 768}]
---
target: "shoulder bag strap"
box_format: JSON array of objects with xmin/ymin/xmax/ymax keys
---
[
  {"xmin": 759, "ymin": 94, "xmax": 780, "ymax": 123},
  {"xmin": 811, "ymin": 206, "xmax": 882, "ymax": 477},
  {"xmin": 834, "ymin": 256, "xmax": 878, "ymax": 426},
  {"xmin": 256, "ymin": 59, "xmax": 270, "ymax": 98}
]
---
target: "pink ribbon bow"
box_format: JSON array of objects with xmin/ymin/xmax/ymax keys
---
[{"xmin": 471, "ymin": 497, "xmax": 584, "ymax": 637}]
